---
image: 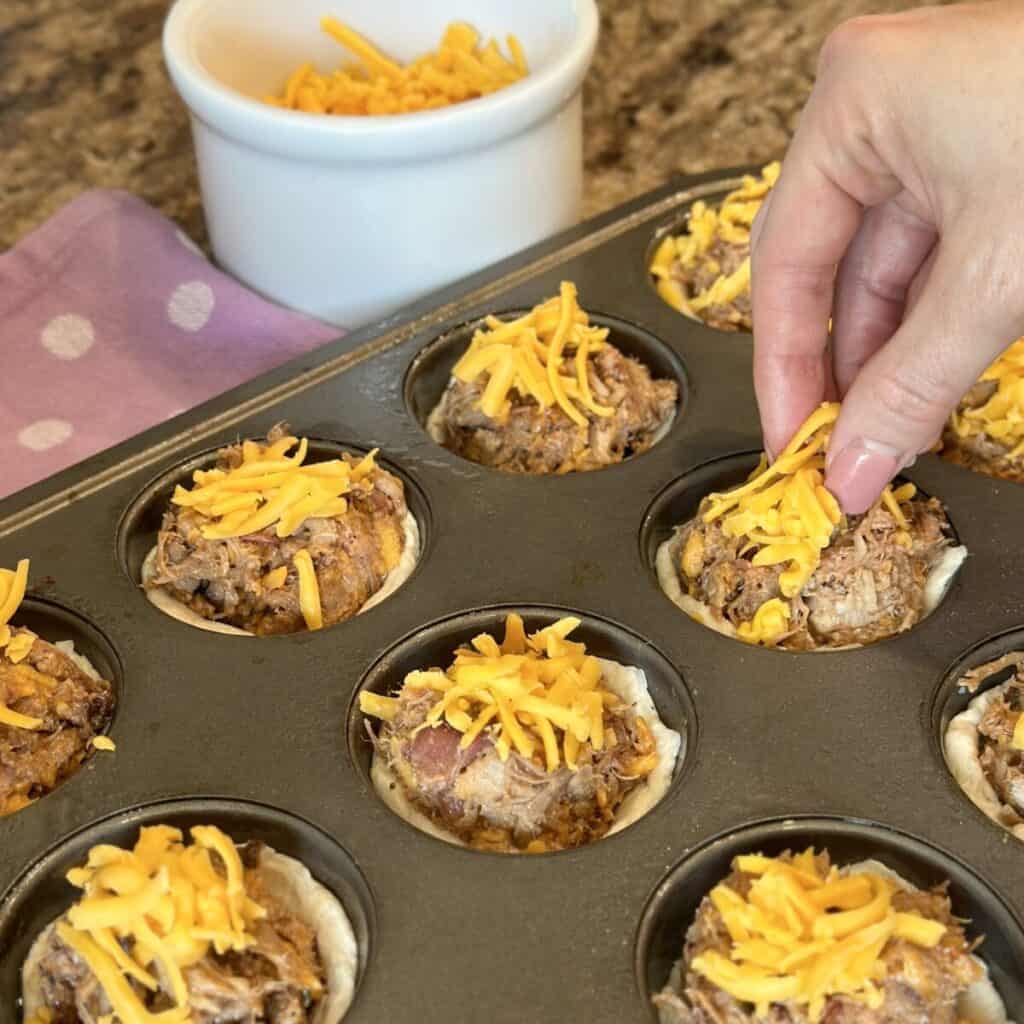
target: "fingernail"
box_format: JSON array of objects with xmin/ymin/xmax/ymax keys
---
[{"xmin": 825, "ymin": 438, "xmax": 906, "ymax": 515}]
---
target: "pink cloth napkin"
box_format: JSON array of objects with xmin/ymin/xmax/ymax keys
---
[{"xmin": 0, "ymin": 191, "xmax": 340, "ymax": 500}]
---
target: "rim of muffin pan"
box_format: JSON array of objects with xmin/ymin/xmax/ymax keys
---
[
  {"xmin": 639, "ymin": 451, "xmax": 965, "ymax": 655},
  {"xmin": 5, "ymin": 597, "xmax": 122, "ymax": 813},
  {"xmin": 931, "ymin": 625, "xmax": 1024, "ymax": 838},
  {"xmin": 634, "ymin": 814, "xmax": 1024, "ymax": 1020},
  {"xmin": 346, "ymin": 604, "xmax": 696, "ymax": 855},
  {"xmin": 644, "ymin": 187, "xmax": 753, "ymax": 336},
  {"xmin": 0, "ymin": 796, "xmax": 375, "ymax": 1016},
  {"xmin": 115, "ymin": 435, "xmax": 432, "ymax": 637},
  {"xmin": 402, "ymin": 309, "xmax": 689, "ymax": 475}
]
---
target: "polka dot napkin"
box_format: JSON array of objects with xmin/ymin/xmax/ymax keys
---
[{"xmin": 0, "ymin": 190, "xmax": 340, "ymax": 500}]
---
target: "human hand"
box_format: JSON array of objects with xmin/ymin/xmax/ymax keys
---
[{"xmin": 750, "ymin": 1, "xmax": 1024, "ymax": 512}]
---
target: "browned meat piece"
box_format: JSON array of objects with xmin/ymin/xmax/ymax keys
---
[
  {"xmin": 148, "ymin": 437, "xmax": 409, "ymax": 635},
  {"xmin": 371, "ymin": 684, "xmax": 659, "ymax": 851},
  {"xmin": 653, "ymin": 859, "xmax": 982, "ymax": 1024},
  {"xmin": 667, "ymin": 235, "xmax": 751, "ymax": 332},
  {"xmin": 674, "ymin": 494, "xmax": 955, "ymax": 650},
  {"xmin": 977, "ymin": 680, "xmax": 1024, "ymax": 818},
  {"xmin": 432, "ymin": 343, "xmax": 677, "ymax": 474},
  {"xmin": 0, "ymin": 634, "xmax": 114, "ymax": 816},
  {"xmin": 33, "ymin": 844, "xmax": 325, "ymax": 1023}
]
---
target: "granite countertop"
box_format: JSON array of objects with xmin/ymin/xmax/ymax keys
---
[{"xmin": 1, "ymin": 0, "xmax": 933, "ymax": 251}]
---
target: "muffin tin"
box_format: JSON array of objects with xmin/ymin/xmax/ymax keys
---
[{"xmin": 1, "ymin": 168, "xmax": 1022, "ymax": 1021}]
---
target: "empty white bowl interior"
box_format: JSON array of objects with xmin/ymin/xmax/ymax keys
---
[{"xmin": 188, "ymin": 0, "xmax": 579, "ymax": 105}]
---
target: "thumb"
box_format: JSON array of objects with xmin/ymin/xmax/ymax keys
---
[{"xmin": 825, "ymin": 241, "xmax": 1021, "ymax": 513}]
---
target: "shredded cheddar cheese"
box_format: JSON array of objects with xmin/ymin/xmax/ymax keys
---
[
  {"xmin": 292, "ymin": 549, "xmax": 323, "ymax": 630},
  {"xmin": 694, "ymin": 403, "xmax": 916, "ymax": 645},
  {"xmin": 91, "ymin": 735, "xmax": 117, "ymax": 752},
  {"xmin": 0, "ymin": 558, "xmax": 45, "ymax": 731},
  {"xmin": 53, "ymin": 825, "xmax": 281, "ymax": 1024},
  {"xmin": 650, "ymin": 162, "xmax": 779, "ymax": 317},
  {"xmin": 171, "ymin": 433, "xmax": 377, "ymax": 543},
  {"xmin": 950, "ymin": 336, "xmax": 1024, "ymax": 458},
  {"xmin": 266, "ymin": 19, "xmax": 527, "ymax": 115},
  {"xmin": 1012, "ymin": 713, "xmax": 1024, "ymax": 751},
  {"xmin": 692, "ymin": 849, "xmax": 947, "ymax": 1020},
  {"xmin": 451, "ymin": 282, "xmax": 615, "ymax": 428},
  {"xmin": 360, "ymin": 614, "xmax": 650, "ymax": 774}
]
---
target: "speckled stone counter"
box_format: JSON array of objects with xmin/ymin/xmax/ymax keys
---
[{"xmin": 1, "ymin": 0, "xmax": 938, "ymax": 251}]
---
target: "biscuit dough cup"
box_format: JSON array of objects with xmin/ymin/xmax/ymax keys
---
[{"xmin": 656, "ymin": 403, "xmax": 966, "ymax": 651}]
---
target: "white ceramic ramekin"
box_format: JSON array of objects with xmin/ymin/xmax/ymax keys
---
[{"xmin": 163, "ymin": 0, "xmax": 599, "ymax": 327}]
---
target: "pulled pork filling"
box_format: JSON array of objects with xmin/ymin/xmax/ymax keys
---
[
  {"xmin": 966, "ymin": 656, "xmax": 1024, "ymax": 821},
  {"xmin": 665, "ymin": 236, "xmax": 751, "ymax": 332},
  {"xmin": 432, "ymin": 342, "xmax": 677, "ymax": 474},
  {"xmin": 32, "ymin": 843, "xmax": 325, "ymax": 1024},
  {"xmin": 0, "ymin": 633, "xmax": 114, "ymax": 816},
  {"xmin": 675, "ymin": 494, "xmax": 954, "ymax": 650},
  {"xmin": 148, "ymin": 432, "xmax": 409, "ymax": 635},
  {"xmin": 653, "ymin": 857, "xmax": 983, "ymax": 1024},
  {"xmin": 370, "ymin": 685, "xmax": 658, "ymax": 852},
  {"xmin": 942, "ymin": 377, "xmax": 1024, "ymax": 482}
]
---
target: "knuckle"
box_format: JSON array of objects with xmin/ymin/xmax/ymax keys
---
[
  {"xmin": 867, "ymin": 370, "xmax": 948, "ymax": 429},
  {"xmin": 818, "ymin": 16, "xmax": 881, "ymax": 73}
]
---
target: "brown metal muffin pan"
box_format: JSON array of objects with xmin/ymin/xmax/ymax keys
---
[{"xmin": 1, "ymin": 168, "xmax": 1022, "ymax": 1021}]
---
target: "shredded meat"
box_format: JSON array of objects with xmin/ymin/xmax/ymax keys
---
[
  {"xmin": 148, "ymin": 427, "xmax": 410, "ymax": 634},
  {"xmin": 431, "ymin": 343, "xmax": 677, "ymax": 474},
  {"xmin": 674, "ymin": 493, "xmax": 955, "ymax": 650},
  {"xmin": 667, "ymin": 235, "xmax": 751, "ymax": 332},
  {"xmin": 371, "ymin": 684, "xmax": 659, "ymax": 851},
  {"xmin": 0, "ymin": 634, "xmax": 114, "ymax": 816},
  {"xmin": 32, "ymin": 843, "xmax": 325, "ymax": 1024},
  {"xmin": 941, "ymin": 379, "xmax": 1024, "ymax": 482},
  {"xmin": 972, "ymin": 663, "xmax": 1024, "ymax": 819},
  {"xmin": 653, "ymin": 854, "xmax": 983, "ymax": 1024}
]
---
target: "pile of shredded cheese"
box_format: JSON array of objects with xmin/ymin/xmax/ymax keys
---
[
  {"xmin": 44, "ymin": 825, "xmax": 279, "ymax": 1024},
  {"xmin": 692, "ymin": 849, "xmax": 948, "ymax": 1019},
  {"xmin": 949, "ymin": 336, "xmax": 1024, "ymax": 457},
  {"xmin": 172, "ymin": 434, "xmax": 380, "ymax": 630},
  {"xmin": 451, "ymin": 281, "xmax": 615, "ymax": 428},
  {"xmin": 360, "ymin": 614, "xmax": 655, "ymax": 774},
  {"xmin": 686, "ymin": 403, "xmax": 916, "ymax": 645},
  {"xmin": 650, "ymin": 162, "xmax": 779, "ymax": 317},
  {"xmin": 266, "ymin": 19, "xmax": 527, "ymax": 115},
  {"xmin": 0, "ymin": 558, "xmax": 41, "ymax": 730}
]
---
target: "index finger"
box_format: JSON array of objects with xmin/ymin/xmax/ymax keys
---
[{"xmin": 751, "ymin": 132, "xmax": 870, "ymax": 456}]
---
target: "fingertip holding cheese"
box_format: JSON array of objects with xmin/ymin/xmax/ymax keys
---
[
  {"xmin": 361, "ymin": 615, "xmax": 682, "ymax": 848},
  {"xmin": 689, "ymin": 850, "xmax": 971, "ymax": 1021},
  {"xmin": 21, "ymin": 829, "xmax": 360, "ymax": 1024},
  {"xmin": 949, "ymin": 336, "xmax": 1024, "ymax": 460},
  {"xmin": 656, "ymin": 402, "xmax": 960, "ymax": 648},
  {"xmin": 266, "ymin": 19, "xmax": 527, "ymax": 116},
  {"xmin": 650, "ymin": 162, "xmax": 778, "ymax": 320}
]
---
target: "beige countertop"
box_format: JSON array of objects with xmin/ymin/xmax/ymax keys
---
[{"xmin": 1, "ymin": 0, "xmax": 937, "ymax": 252}]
